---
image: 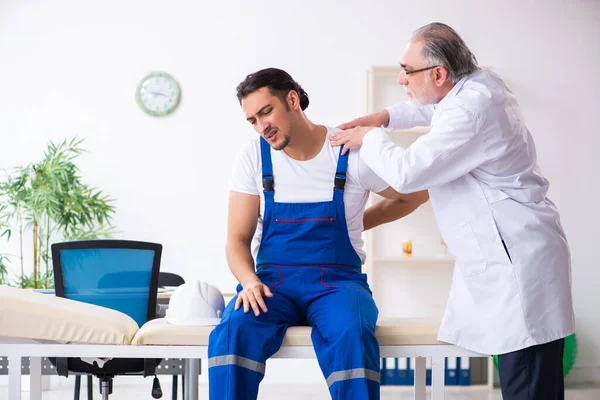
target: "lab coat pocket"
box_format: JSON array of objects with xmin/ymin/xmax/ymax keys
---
[
  {"xmin": 469, "ymin": 213, "xmax": 513, "ymax": 268},
  {"xmin": 443, "ymin": 220, "xmax": 486, "ymax": 277}
]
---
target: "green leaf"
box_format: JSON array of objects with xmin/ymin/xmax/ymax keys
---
[{"xmin": 0, "ymin": 136, "xmax": 117, "ymax": 286}]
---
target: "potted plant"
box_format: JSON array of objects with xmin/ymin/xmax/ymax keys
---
[{"xmin": 0, "ymin": 138, "xmax": 116, "ymax": 288}]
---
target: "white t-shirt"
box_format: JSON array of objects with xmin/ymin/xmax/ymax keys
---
[{"xmin": 230, "ymin": 126, "xmax": 389, "ymax": 264}]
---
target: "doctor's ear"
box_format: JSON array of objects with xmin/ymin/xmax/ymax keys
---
[{"xmin": 433, "ymin": 67, "xmax": 449, "ymax": 87}]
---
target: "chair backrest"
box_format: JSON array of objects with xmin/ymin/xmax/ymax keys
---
[
  {"xmin": 51, "ymin": 240, "xmax": 162, "ymax": 327},
  {"xmin": 158, "ymin": 272, "xmax": 185, "ymax": 287}
]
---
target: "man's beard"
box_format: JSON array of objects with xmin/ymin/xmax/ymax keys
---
[
  {"xmin": 272, "ymin": 134, "xmax": 291, "ymax": 151},
  {"xmin": 405, "ymin": 87, "xmax": 424, "ymax": 106}
]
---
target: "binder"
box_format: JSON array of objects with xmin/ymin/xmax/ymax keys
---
[
  {"xmin": 398, "ymin": 357, "xmax": 408, "ymax": 385},
  {"xmin": 445, "ymin": 357, "xmax": 458, "ymax": 385},
  {"xmin": 458, "ymin": 357, "xmax": 471, "ymax": 386},
  {"xmin": 425, "ymin": 357, "xmax": 432, "ymax": 386},
  {"xmin": 384, "ymin": 358, "xmax": 396, "ymax": 385},
  {"xmin": 407, "ymin": 357, "xmax": 415, "ymax": 386}
]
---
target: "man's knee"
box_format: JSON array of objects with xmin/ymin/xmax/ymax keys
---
[
  {"xmin": 330, "ymin": 319, "xmax": 377, "ymax": 346},
  {"xmin": 209, "ymin": 310, "xmax": 251, "ymax": 354}
]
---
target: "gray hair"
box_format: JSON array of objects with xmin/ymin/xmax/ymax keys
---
[{"xmin": 411, "ymin": 22, "xmax": 479, "ymax": 83}]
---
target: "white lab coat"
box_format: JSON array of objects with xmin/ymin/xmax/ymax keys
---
[{"xmin": 360, "ymin": 69, "xmax": 575, "ymax": 354}]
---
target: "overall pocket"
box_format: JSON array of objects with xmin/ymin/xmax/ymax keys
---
[
  {"xmin": 273, "ymin": 216, "xmax": 337, "ymax": 261},
  {"xmin": 256, "ymin": 268, "xmax": 283, "ymax": 289}
]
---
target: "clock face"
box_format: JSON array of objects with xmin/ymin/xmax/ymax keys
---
[{"xmin": 136, "ymin": 72, "xmax": 181, "ymax": 116}]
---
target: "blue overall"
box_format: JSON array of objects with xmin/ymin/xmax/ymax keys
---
[{"xmin": 208, "ymin": 138, "xmax": 380, "ymax": 399}]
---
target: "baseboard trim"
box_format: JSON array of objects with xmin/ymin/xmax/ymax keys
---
[{"xmin": 566, "ymin": 366, "xmax": 600, "ymax": 385}]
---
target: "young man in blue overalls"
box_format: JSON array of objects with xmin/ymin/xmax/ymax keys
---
[{"xmin": 208, "ymin": 68, "xmax": 429, "ymax": 399}]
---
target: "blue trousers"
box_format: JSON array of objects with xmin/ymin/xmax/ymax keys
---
[{"xmin": 208, "ymin": 266, "xmax": 380, "ymax": 399}]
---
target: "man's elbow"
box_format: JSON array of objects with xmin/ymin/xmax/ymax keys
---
[
  {"xmin": 414, "ymin": 190, "xmax": 429, "ymax": 205},
  {"xmin": 226, "ymin": 236, "xmax": 251, "ymax": 256},
  {"xmin": 399, "ymin": 189, "xmax": 429, "ymax": 206}
]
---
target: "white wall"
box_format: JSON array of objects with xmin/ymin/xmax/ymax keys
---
[{"xmin": 1, "ymin": 0, "xmax": 599, "ymax": 384}]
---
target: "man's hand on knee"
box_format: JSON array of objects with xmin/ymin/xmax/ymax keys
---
[{"xmin": 235, "ymin": 280, "xmax": 274, "ymax": 316}]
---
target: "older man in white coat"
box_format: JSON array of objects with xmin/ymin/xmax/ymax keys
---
[{"xmin": 330, "ymin": 22, "xmax": 575, "ymax": 400}]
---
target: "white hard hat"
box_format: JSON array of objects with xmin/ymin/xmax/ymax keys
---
[{"xmin": 165, "ymin": 280, "xmax": 225, "ymax": 326}]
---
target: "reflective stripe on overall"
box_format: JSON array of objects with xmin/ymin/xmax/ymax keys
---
[{"xmin": 208, "ymin": 138, "xmax": 380, "ymax": 399}]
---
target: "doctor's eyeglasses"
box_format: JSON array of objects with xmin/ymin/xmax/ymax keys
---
[{"xmin": 400, "ymin": 65, "xmax": 440, "ymax": 77}]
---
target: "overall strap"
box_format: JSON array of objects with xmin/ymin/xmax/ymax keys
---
[
  {"xmin": 333, "ymin": 146, "xmax": 348, "ymax": 201},
  {"xmin": 259, "ymin": 138, "xmax": 274, "ymax": 202}
]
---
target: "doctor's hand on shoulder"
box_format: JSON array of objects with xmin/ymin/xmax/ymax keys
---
[
  {"xmin": 337, "ymin": 109, "xmax": 390, "ymax": 131},
  {"xmin": 332, "ymin": 110, "xmax": 390, "ymax": 155},
  {"xmin": 235, "ymin": 279, "xmax": 274, "ymax": 317},
  {"xmin": 330, "ymin": 126, "xmax": 377, "ymax": 155}
]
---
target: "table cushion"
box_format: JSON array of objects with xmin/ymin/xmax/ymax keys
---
[
  {"xmin": 132, "ymin": 317, "xmax": 444, "ymax": 346},
  {"xmin": 0, "ymin": 285, "xmax": 138, "ymax": 345}
]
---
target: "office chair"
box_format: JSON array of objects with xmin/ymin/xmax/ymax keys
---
[
  {"xmin": 159, "ymin": 272, "xmax": 185, "ymax": 287},
  {"xmin": 72, "ymin": 272, "xmax": 187, "ymax": 400},
  {"xmin": 158, "ymin": 272, "xmax": 185, "ymax": 400},
  {"xmin": 49, "ymin": 240, "xmax": 162, "ymax": 400}
]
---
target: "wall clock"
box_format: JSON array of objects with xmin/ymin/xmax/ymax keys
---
[{"xmin": 136, "ymin": 71, "xmax": 181, "ymax": 117}]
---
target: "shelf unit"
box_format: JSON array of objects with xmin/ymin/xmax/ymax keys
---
[
  {"xmin": 381, "ymin": 384, "xmax": 493, "ymax": 393},
  {"xmin": 363, "ymin": 66, "xmax": 494, "ymax": 389},
  {"xmin": 373, "ymin": 256, "xmax": 454, "ymax": 264}
]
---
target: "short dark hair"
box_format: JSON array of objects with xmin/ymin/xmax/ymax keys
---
[{"xmin": 236, "ymin": 68, "xmax": 310, "ymax": 111}]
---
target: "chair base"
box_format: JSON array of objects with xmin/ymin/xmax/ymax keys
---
[{"xmin": 100, "ymin": 377, "xmax": 112, "ymax": 400}]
